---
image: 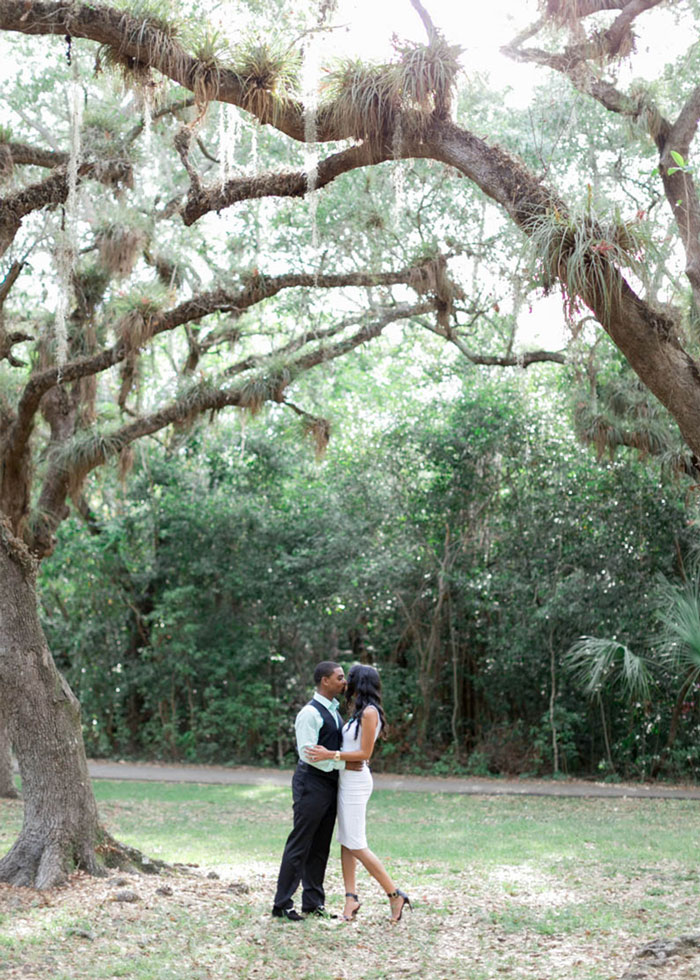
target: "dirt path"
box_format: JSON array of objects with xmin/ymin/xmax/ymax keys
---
[{"xmin": 86, "ymin": 759, "xmax": 700, "ymax": 799}]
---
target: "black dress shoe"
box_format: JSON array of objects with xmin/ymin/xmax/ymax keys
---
[
  {"xmin": 271, "ymin": 907, "xmax": 304, "ymax": 921},
  {"xmin": 302, "ymin": 906, "xmax": 338, "ymax": 919}
]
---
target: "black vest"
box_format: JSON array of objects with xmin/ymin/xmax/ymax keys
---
[
  {"xmin": 309, "ymin": 699, "xmax": 343, "ymax": 751},
  {"xmin": 297, "ymin": 699, "xmax": 343, "ymax": 780}
]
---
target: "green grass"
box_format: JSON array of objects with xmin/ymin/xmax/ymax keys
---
[{"xmin": 1, "ymin": 781, "xmax": 699, "ymax": 979}]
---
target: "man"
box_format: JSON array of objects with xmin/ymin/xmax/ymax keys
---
[{"xmin": 272, "ymin": 660, "xmax": 362, "ymax": 921}]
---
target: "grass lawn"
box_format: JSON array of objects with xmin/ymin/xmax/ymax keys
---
[{"xmin": 0, "ymin": 780, "xmax": 698, "ymax": 979}]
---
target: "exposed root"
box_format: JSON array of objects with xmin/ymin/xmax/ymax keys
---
[{"xmin": 97, "ymin": 830, "xmax": 170, "ymax": 876}]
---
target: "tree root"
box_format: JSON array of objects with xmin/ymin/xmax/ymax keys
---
[
  {"xmin": 621, "ymin": 934, "xmax": 700, "ymax": 979},
  {"xmin": 0, "ymin": 828, "xmax": 169, "ymax": 889},
  {"xmin": 96, "ymin": 831, "xmax": 170, "ymax": 876}
]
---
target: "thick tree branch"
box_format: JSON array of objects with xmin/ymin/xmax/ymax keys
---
[
  {"xmin": 503, "ymin": 12, "xmax": 700, "ymax": 311},
  {"xmin": 4, "ymin": 0, "xmax": 700, "ymax": 496},
  {"xmin": 0, "ymin": 263, "xmax": 31, "ymax": 367},
  {"xmin": 0, "ymin": 1, "xmax": 313, "ymax": 140},
  {"xmin": 3, "ymin": 142, "xmax": 67, "ymax": 169},
  {"xmin": 181, "ymin": 143, "xmax": 390, "ymax": 225},
  {"xmin": 0, "ymin": 158, "xmax": 132, "ymax": 256},
  {"xmin": 602, "ymin": 0, "xmax": 664, "ymax": 56},
  {"xmin": 0, "ymin": 260, "xmax": 23, "ymax": 308},
  {"xmin": 669, "ymin": 86, "xmax": 700, "ymax": 158}
]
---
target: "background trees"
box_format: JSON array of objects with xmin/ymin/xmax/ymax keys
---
[{"xmin": 39, "ymin": 360, "xmax": 699, "ymax": 780}]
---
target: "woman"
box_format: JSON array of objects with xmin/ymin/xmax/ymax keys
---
[{"xmin": 305, "ymin": 664, "xmax": 411, "ymax": 923}]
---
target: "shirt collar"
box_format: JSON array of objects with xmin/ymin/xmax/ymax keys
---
[{"xmin": 313, "ymin": 692, "xmax": 339, "ymax": 711}]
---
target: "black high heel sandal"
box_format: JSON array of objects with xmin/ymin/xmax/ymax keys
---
[
  {"xmin": 387, "ymin": 888, "xmax": 412, "ymax": 922},
  {"xmin": 343, "ymin": 892, "xmax": 361, "ymax": 920}
]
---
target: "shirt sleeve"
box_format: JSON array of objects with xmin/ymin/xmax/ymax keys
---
[{"xmin": 295, "ymin": 704, "xmax": 345, "ymax": 772}]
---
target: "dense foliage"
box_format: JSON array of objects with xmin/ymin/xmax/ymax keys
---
[{"xmin": 39, "ymin": 362, "xmax": 700, "ymax": 780}]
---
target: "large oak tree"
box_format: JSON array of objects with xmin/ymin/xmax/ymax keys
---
[{"xmin": 0, "ymin": 0, "xmax": 698, "ymax": 886}]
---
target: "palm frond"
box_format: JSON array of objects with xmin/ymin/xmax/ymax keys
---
[
  {"xmin": 656, "ymin": 578, "xmax": 700, "ymax": 682},
  {"xmin": 564, "ymin": 636, "xmax": 651, "ymax": 700}
]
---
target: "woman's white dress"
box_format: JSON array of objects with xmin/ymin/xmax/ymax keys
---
[{"xmin": 336, "ymin": 711, "xmax": 381, "ymax": 850}]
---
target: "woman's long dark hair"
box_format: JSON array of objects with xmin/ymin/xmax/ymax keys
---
[{"xmin": 346, "ymin": 664, "xmax": 386, "ymax": 738}]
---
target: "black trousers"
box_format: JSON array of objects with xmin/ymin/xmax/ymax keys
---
[{"xmin": 273, "ymin": 765, "xmax": 338, "ymax": 911}]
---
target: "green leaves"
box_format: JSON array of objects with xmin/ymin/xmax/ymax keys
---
[{"xmin": 667, "ymin": 150, "xmax": 693, "ymax": 176}]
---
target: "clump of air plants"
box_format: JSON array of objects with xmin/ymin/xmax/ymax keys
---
[
  {"xmin": 589, "ymin": 25, "xmax": 635, "ymax": 63},
  {"xmin": 117, "ymin": 351, "xmax": 139, "ymax": 408},
  {"xmin": 625, "ymin": 82, "xmax": 665, "ymax": 142},
  {"xmin": 95, "ymin": 44, "xmax": 152, "ymax": 94},
  {"xmin": 302, "ymin": 413, "xmax": 331, "ymax": 460},
  {"xmin": 110, "ymin": 286, "xmax": 165, "ymax": 352},
  {"xmin": 238, "ymin": 366, "xmax": 291, "ymax": 415},
  {"xmin": 408, "ymin": 252, "xmax": 465, "ymax": 328},
  {"xmin": 188, "ymin": 27, "xmax": 232, "ymax": 110},
  {"xmin": 573, "ymin": 377, "xmax": 669, "ymax": 461},
  {"xmin": 321, "ymin": 59, "xmax": 400, "ymax": 141},
  {"xmin": 321, "ymin": 35, "xmax": 461, "ymax": 142},
  {"xmin": 60, "ymin": 429, "xmax": 125, "ymax": 502},
  {"xmin": 82, "ymin": 106, "xmax": 127, "ymax": 144},
  {"xmin": 73, "ymin": 264, "xmax": 111, "ymax": 323},
  {"xmin": 525, "ymin": 206, "xmax": 649, "ymax": 326},
  {"xmin": 172, "ymin": 375, "xmax": 222, "ymax": 433},
  {"xmin": 145, "ymin": 250, "xmax": 185, "ymax": 291},
  {"xmin": 392, "ymin": 35, "xmax": 461, "ymax": 120},
  {"xmin": 230, "ymin": 38, "xmax": 300, "ymax": 124},
  {"xmin": 101, "ymin": 0, "xmax": 184, "ymax": 75},
  {"xmin": 115, "ymin": 306, "xmax": 156, "ymax": 353},
  {"xmin": 110, "ymin": 288, "xmax": 162, "ymax": 408},
  {"xmin": 95, "ymin": 5, "xmax": 183, "ymax": 128},
  {"xmin": 96, "ymin": 223, "xmax": 148, "ymax": 279}
]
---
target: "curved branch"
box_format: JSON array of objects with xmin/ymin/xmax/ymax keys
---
[
  {"xmin": 416, "ymin": 316, "xmax": 566, "ymax": 367},
  {"xmin": 181, "ymin": 142, "xmax": 390, "ymax": 225},
  {"xmin": 409, "ymin": 0, "xmax": 439, "ymax": 43},
  {"xmin": 3, "ymin": 142, "xmax": 67, "ymax": 168},
  {"xmin": 669, "ymin": 85, "xmax": 700, "ymax": 158},
  {"xmin": 29, "ymin": 299, "xmax": 435, "ymax": 554},
  {"xmin": 2, "ymin": 265, "xmax": 440, "ymax": 503},
  {"xmin": 503, "ymin": 11, "xmax": 700, "ymax": 311},
  {"xmin": 0, "ymin": 0, "xmax": 310, "ymax": 140}
]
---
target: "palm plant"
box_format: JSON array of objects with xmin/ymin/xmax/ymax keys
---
[
  {"xmin": 653, "ymin": 577, "xmax": 700, "ymax": 772},
  {"xmin": 564, "ymin": 636, "xmax": 652, "ymax": 773},
  {"xmin": 565, "ymin": 573, "xmax": 700, "ymax": 777}
]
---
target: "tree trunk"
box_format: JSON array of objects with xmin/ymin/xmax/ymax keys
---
[
  {"xmin": 0, "ymin": 532, "xmax": 101, "ymax": 888},
  {"xmin": 0, "ymin": 706, "xmax": 18, "ymax": 799}
]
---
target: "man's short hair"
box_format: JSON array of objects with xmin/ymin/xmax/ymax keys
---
[{"xmin": 314, "ymin": 661, "xmax": 341, "ymax": 686}]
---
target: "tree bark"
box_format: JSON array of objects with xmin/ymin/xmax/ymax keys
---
[
  {"xmin": 0, "ymin": 705, "xmax": 18, "ymax": 799},
  {"xmin": 0, "ymin": 530, "xmax": 101, "ymax": 887}
]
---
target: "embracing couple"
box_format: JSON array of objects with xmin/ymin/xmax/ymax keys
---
[{"xmin": 271, "ymin": 661, "xmax": 411, "ymax": 924}]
